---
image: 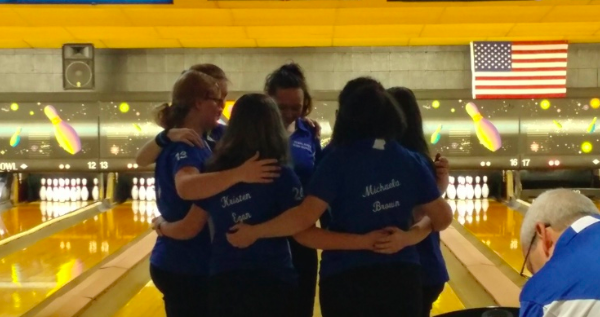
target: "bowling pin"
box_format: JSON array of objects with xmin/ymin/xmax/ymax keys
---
[
  {"xmin": 9, "ymin": 127, "xmax": 22, "ymax": 148},
  {"xmin": 482, "ymin": 176, "xmax": 490, "ymax": 199},
  {"xmin": 40, "ymin": 178, "xmax": 47, "ymax": 201},
  {"xmin": 465, "ymin": 102, "xmax": 502, "ymax": 152},
  {"xmin": 59, "ymin": 179, "xmax": 66, "ymax": 203},
  {"xmin": 92, "ymin": 178, "xmax": 99, "ymax": 201},
  {"xmin": 466, "ymin": 176, "xmax": 474, "ymax": 200},
  {"xmin": 474, "ymin": 176, "xmax": 482, "ymax": 199},
  {"xmin": 149, "ymin": 178, "xmax": 156, "ymax": 201},
  {"xmin": 430, "ymin": 125, "xmax": 442, "ymax": 145},
  {"xmin": 457, "ymin": 176, "xmax": 466, "ymax": 200},
  {"xmin": 145, "ymin": 178, "xmax": 152, "ymax": 201},
  {"xmin": 81, "ymin": 179, "xmax": 89, "ymax": 201},
  {"xmin": 65, "ymin": 179, "xmax": 70, "ymax": 202},
  {"xmin": 53, "ymin": 179, "xmax": 60, "ymax": 202},
  {"xmin": 139, "ymin": 178, "xmax": 146, "ymax": 201},
  {"xmin": 76, "ymin": 179, "xmax": 82, "ymax": 201},
  {"xmin": 446, "ymin": 176, "xmax": 457, "ymax": 200},
  {"xmin": 46, "ymin": 179, "xmax": 54, "ymax": 202},
  {"xmin": 43, "ymin": 105, "xmax": 82, "ymax": 155},
  {"xmin": 70, "ymin": 178, "xmax": 78, "ymax": 202},
  {"xmin": 132, "ymin": 178, "xmax": 139, "ymax": 201}
]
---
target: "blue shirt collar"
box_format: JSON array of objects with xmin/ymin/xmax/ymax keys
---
[
  {"xmin": 295, "ymin": 118, "xmax": 312, "ymax": 135},
  {"xmin": 555, "ymin": 215, "xmax": 600, "ymax": 250}
]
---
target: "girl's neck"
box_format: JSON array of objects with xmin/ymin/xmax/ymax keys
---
[{"xmin": 180, "ymin": 118, "xmax": 205, "ymax": 136}]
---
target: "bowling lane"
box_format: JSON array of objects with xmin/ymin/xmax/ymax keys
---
[
  {"xmin": 433, "ymin": 284, "xmax": 465, "ymax": 316},
  {"xmin": 0, "ymin": 201, "xmax": 155, "ymax": 317},
  {"xmin": 0, "ymin": 202, "xmax": 91, "ymax": 241},
  {"xmin": 449, "ymin": 199, "xmax": 527, "ymax": 275},
  {"xmin": 113, "ymin": 281, "xmax": 164, "ymax": 317},
  {"xmin": 114, "ymin": 281, "xmax": 464, "ymax": 317}
]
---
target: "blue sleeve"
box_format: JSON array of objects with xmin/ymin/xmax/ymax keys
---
[
  {"xmin": 519, "ymin": 301, "xmax": 544, "ymax": 317},
  {"xmin": 413, "ymin": 154, "xmax": 441, "ymax": 205},
  {"xmin": 307, "ymin": 153, "xmax": 340, "ymax": 205},
  {"xmin": 317, "ymin": 143, "xmax": 332, "ymax": 167},
  {"xmin": 170, "ymin": 144, "xmax": 203, "ymax": 177},
  {"xmin": 314, "ymin": 137, "xmax": 323, "ymax": 166},
  {"xmin": 275, "ymin": 167, "xmax": 304, "ymax": 212}
]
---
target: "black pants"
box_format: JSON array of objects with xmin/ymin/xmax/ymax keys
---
[
  {"xmin": 421, "ymin": 284, "xmax": 445, "ymax": 317},
  {"xmin": 289, "ymin": 239, "xmax": 318, "ymax": 317},
  {"xmin": 320, "ymin": 263, "xmax": 422, "ymax": 317},
  {"xmin": 150, "ymin": 264, "xmax": 209, "ymax": 317},
  {"xmin": 208, "ymin": 270, "xmax": 296, "ymax": 317}
]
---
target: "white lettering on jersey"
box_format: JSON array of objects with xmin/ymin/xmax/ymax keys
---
[
  {"xmin": 221, "ymin": 193, "xmax": 252, "ymax": 208},
  {"xmin": 175, "ymin": 151, "xmax": 188, "ymax": 161},
  {"xmin": 362, "ymin": 179, "xmax": 401, "ymax": 198},
  {"xmin": 232, "ymin": 212, "xmax": 252, "ymax": 224},
  {"xmin": 373, "ymin": 200, "xmax": 400, "ymax": 213}
]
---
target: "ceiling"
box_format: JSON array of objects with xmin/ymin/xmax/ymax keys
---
[{"xmin": 1, "ymin": 0, "xmax": 600, "ymax": 48}]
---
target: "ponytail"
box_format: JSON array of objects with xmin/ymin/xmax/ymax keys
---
[
  {"xmin": 154, "ymin": 102, "xmax": 172, "ymax": 130},
  {"xmin": 265, "ymin": 62, "xmax": 313, "ymax": 117},
  {"xmin": 154, "ymin": 70, "xmax": 220, "ymax": 130}
]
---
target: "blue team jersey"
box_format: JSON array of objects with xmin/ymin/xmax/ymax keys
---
[
  {"xmin": 151, "ymin": 142, "xmax": 213, "ymax": 276},
  {"xmin": 414, "ymin": 153, "xmax": 449, "ymax": 286},
  {"xmin": 289, "ymin": 118, "xmax": 322, "ymax": 189},
  {"xmin": 520, "ymin": 215, "xmax": 600, "ymax": 317},
  {"xmin": 416, "ymin": 232, "xmax": 449, "ymax": 286},
  {"xmin": 195, "ymin": 165, "xmax": 303, "ymax": 284},
  {"xmin": 205, "ymin": 124, "xmax": 226, "ymax": 150},
  {"xmin": 308, "ymin": 139, "xmax": 441, "ymax": 278}
]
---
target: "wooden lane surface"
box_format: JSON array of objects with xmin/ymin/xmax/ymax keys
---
[
  {"xmin": 114, "ymin": 256, "xmax": 464, "ymax": 317},
  {"xmin": 0, "ymin": 202, "xmax": 155, "ymax": 317},
  {"xmin": 0, "ymin": 202, "xmax": 91, "ymax": 241},
  {"xmin": 114, "ymin": 282, "xmax": 463, "ymax": 317},
  {"xmin": 449, "ymin": 199, "xmax": 528, "ymax": 276}
]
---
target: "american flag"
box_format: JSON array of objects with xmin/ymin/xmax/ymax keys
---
[{"xmin": 470, "ymin": 41, "xmax": 568, "ymax": 99}]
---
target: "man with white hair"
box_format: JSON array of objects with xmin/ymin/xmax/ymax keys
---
[{"xmin": 519, "ymin": 189, "xmax": 600, "ymax": 317}]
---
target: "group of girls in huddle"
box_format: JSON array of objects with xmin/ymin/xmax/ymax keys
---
[{"xmin": 135, "ymin": 62, "xmax": 453, "ymax": 317}]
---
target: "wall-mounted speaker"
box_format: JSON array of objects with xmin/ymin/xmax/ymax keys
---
[{"xmin": 62, "ymin": 44, "xmax": 95, "ymax": 90}]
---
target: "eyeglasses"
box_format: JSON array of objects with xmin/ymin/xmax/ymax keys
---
[
  {"xmin": 519, "ymin": 223, "xmax": 551, "ymax": 277},
  {"xmin": 207, "ymin": 97, "xmax": 225, "ymax": 106}
]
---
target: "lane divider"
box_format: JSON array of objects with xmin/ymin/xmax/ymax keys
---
[
  {"xmin": 440, "ymin": 224, "xmax": 521, "ymax": 307},
  {"xmin": 0, "ymin": 201, "xmax": 102, "ymax": 247}
]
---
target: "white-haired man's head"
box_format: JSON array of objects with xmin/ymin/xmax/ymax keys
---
[{"xmin": 520, "ymin": 189, "xmax": 599, "ymax": 275}]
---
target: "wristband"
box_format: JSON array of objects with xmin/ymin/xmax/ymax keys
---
[{"xmin": 155, "ymin": 130, "xmax": 171, "ymax": 148}]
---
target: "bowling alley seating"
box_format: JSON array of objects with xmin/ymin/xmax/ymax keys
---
[
  {"xmin": 437, "ymin": 307, "xmax": 520, "ymax": 317},
  {"xmin": 0, "ymin": 173, "xmax": 10, "ymax": 205},
  {"xmin": 518, "ymin": 169, "xmax": 600, "ymax": 200}
]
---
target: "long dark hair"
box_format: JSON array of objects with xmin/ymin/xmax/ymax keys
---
[
  {"xmin": 331, "ymin": 77, "xmax": 406, "ymax": 146},
  {"xmin": 387, "ymin": 87, "xmax": 430, "ymax": 157},
  {"xmin": 154, "ymin": 70, "xmax": 220, "ymax": 130},
  {"xmin": 264, "ymin": 63, "xmax": 313, "ymax": 117},
  {"xmin": 206, "ymin": 94, "xmax": 289, "ymax": 172},
  {"xmin": 387, "ymin": 86, "xmax": 436, "ymax": 173}
]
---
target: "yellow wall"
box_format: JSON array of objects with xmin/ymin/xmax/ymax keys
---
[{"xmin": 1, "ymin": 0, "xmax": 600, "ymax": 48}]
